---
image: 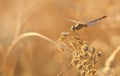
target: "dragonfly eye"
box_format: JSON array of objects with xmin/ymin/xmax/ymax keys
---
[{"xmin": 71, "ymin": 26, "xmax": 76, "ymax": 31}]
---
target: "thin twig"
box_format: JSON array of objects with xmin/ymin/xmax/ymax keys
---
[
  {"xmin": 103, "ymin": 46, "xmax": 120, "ymax": 74},
  {"xmin": 57, "ymin": 63, "xmax": 72, "ymax": 76}
]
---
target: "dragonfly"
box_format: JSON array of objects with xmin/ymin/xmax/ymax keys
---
[{"xmin": 66, "ymin": 16, "xmax": 107, "ymax": 31}]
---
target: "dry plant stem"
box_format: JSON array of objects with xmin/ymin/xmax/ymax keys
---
[
  {"xmin": 103, "ymin": 46, "xmax": 120, "ymax": 74},
  {"xmin": 1, "ymin": 32, "xmax": 73, "ymax": 61},
  {"xmin": 11, "ymin": 1, "xmax": 44, "ymax": 76},
  {"xmin": 1, "ymin": 32, "xmax": 73, "ymax": 76},
  {"xmin": 6, "ymin": 32, "xmax": 72, "ymax": 57},
  {"xmin": 57, "ymin": 63, "xmax": 72, "ymax": 76}
]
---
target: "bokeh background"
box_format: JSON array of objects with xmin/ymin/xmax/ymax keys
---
[{"xmin": 0, "ymin": 0, "xmax": 120, "ymax": 76}]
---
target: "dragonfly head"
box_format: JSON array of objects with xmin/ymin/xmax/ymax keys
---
[{"xmin": 71, "ymin": 26, "xmax": 76, "ymax": 31}]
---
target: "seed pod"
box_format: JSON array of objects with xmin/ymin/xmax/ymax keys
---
[
  {"xmin": 91, "ymin": 47, "xmax": 96, "ymax": 53},
  {"xmin": 81, "ymin": 44, "xmax": 89, "ymax": 52},
  {"xmin": 71, "ymin": 59, "xmax": 79, "ymax": 66},
  {"xmin": 88, "ymin": 69, "xmax": 96, "ymax": 75},
  {"xmin": 93, "ymin": 60, "xmax": 97, "ymax": 65},
  {"xmin": 91, "ymin": 55, "xmax": 96, "ymax": 60},
  {"xmin": 61, "ymin": 32, "xmax": 69, "ymax": 37},
  {"xmin": 81, "ymin": 70, "xmax": 86, "ymax": 76},
  {"xmin": 97, "ymin": 52, "xmax": 103, "ymax": 57},
  {"xmin": 76, "ymin": 64, "xmax": 83, "ymax": 71},
  {"xmin": 86, "ymin": 64, "xmax": 92, "ymax": 69}
]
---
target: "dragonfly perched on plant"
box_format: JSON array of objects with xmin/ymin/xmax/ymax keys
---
[{"xmin": 66, "ymin": 16, "xmax": 107, "ymax": 31}]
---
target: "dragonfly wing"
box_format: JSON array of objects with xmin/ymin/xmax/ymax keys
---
[
  {"xmin": 86, "ymin": 16, "xmax": 107, "ymax": 26},
  {"xmin": 65, "ymin": 18, "xmax": 80, "ymax": 23},
  {"xmin": 86, "ymin": 21, "xmax": 96, "ymax": 26}
]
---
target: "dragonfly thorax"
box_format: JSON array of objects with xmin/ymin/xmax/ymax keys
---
[{"xmin": 71, "ymin": 26, "xmax": 76, "ymax": 31}]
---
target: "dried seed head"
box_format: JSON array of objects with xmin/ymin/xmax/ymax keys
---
[
  {"xmin": 71, "ymin": 59, "xmax": 79, "ymax": 66},
  {"xmin": 81, "ymin": 44, "xmax": 89, "ymax": 52},
  {"xmin": 93, "ymin": 60, "xmax": 97, "ymax": 65},
  {"xmin": 81, "ymin": 70, "xmax": 86, "ymax": 76},
  {"xmin": 88, "ymin": 69, "xmax": 96, "ymax": 75},
  {"xmin": 58, "ymin": 46, "xmax": 64, "ymax": 52},
  {"xmin": 91, "ymin": 47, "xmax": 96, "ymax": 53},
  {"xmin": 76, "ymin": 64, "xmax": 83, "ymax": 71},
  {"xmin": 97, "ymin": 52, "xmax": 103, "ymax": 57},
  {"xmin": 82, "ymin": 60, "xmax": 89, "ymax": 65},
  {"xmin": 91, "ymin": 55, "xmax": 96, "ymax": 60},
  {"xmin": 58, "ymin": 28, "xmax": 102, "ymax": 76},
  {"xmin": 86, "ymin": 64, "xmax": 92, "ymax": 69},
  {"xmin": 61, "ymin": 32, "xmax": 69, "ymax": 37}
]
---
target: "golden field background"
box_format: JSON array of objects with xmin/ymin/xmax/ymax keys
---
[{"xmin": 0, "ymin": 0, "xmax": 120, "ymax": 76}]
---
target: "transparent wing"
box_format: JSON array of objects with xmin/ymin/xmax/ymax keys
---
[
  {"xmin": 86, "ymin": 16, "xmax": 107, "ymax": 26},
  {"xmin": 65, "ymin": 18, "xmax": 80, "ymax": 23}
]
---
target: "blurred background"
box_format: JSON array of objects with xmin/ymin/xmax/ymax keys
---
[{"xmin": 0, "ymin": 0, "xmax": 120, "ymax": 76}]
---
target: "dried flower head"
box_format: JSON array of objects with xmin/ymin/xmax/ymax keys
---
[{"xmin": 57, "ymin": 31, "xmax": 102, "ymax": 76}]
